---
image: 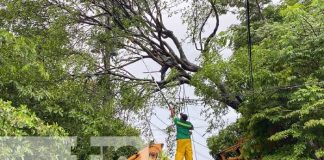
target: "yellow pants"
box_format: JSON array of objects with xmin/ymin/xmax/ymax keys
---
[{"xmin": 175, "ymin": 139, "xmax": 193, "ymax": 160}]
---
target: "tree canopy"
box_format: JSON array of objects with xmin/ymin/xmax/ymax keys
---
[
  {"xmin": 0, "ymin": 0, "xmax": 323, "ymax": 159},
  {"xmin": 204, "ymin": 0, "xmax": 323, "ymax": 159}
]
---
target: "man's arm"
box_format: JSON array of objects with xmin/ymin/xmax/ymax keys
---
[{"xmin": 170, "ymin": 107, "xmax": 175, "ymax": 118}]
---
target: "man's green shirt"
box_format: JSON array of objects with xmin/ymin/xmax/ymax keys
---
[{"xmin": 173, "ymin": 117, "xmax": 193, "ymax": 139}]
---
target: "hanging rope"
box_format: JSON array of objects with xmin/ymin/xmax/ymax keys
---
[
  {"xmin": 153, "ymin": 113, "xmax": 169, "ymax": 126},
  {"xmin": 139, "ymin": 55, "xmax": 172, "ymax": 109},
  {"xmin": 246, "ymin": 0, "xmax": 254, "ymax": 95},
  {"xmin": 178, "ymin": 85, "xmax": 183, "ymax": 113},
  {"xmin": 138, "ymin": 53, "xmax": 179, "ymax": 157},
  {"xmin": 180, "ymin": 84, "xmax": 198, "ymax": 160}
]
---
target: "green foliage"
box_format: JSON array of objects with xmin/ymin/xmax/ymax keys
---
[
  {"xmin": 111, "ymin": 146, "xmax": 138, "ymax": 160},
  {"xmin": 0, "ymin": 99, "xmax": 66, "ymax": 136},
  {"xmin": 196, "ymin": 0, "xmax": 324, "ymax": 159},
  {"xmin": 0, "ymin": 29, "xmax": 53, "ymax": 106},
  {"xmin": 207, "ymin": 122, "xmax": 242, "ymax": 159},
  {"xmin": 158, "ymin": 151, "xmax": 171, "ymax": 160},
  {"xmin": 0, "ymin": 7, "xmax": 143, "ymax": 157},
  {"xmin": 119, "ymin": 82, "xmax": 149, "ymax": 111},
  {"xmin": 0, "ymin": 0, "xmax": 322, "ymax": 159}
]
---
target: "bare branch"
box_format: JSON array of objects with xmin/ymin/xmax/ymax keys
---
[
  {"xmin": 199, "ymin": 9, "xmax": 213, "ymax": 50},
  {"xmin": 203, "ymin": 0, "xmax": 220, "ymax": 52}
]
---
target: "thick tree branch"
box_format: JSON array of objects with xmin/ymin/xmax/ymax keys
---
[{"xmin": 48, "ymin": 0, "xmax": 241, "ymax": 110}]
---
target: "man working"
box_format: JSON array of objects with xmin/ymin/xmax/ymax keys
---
[{"xmin": 170, "ymin": 107, "xmax": 194, "ymax": 160}]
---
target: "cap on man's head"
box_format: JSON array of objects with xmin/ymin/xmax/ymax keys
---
[{"xmin": 180, "ymin": 113, "xmax": 188, "ymax": 121}]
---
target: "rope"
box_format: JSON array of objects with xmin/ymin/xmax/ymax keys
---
[
  {"xmin": 194, "ymin": 126, "xmax": 210, "ymax": 128},
  {"xmin": 193, "ymin": 130, "xmax": 206, "ymax": 138},
  {"xmin": 183, "ymin": 85, "xmax": 186, "ymax": 115},
  {"xmin": 149, "ymin": 121, "xmax": 168, "ymax": 134},
  {"xmin": 178, "ymin": 85, "xmax": 183, "ymax": 113},
  {"xmin": 195, "ymin": 150, "xmax": 214, "ymax": 160},
  {"xmin": 139, "ymin": 55, "xmax": 172, "ymax": 109},
  {"xmin": 246, "ymin": 0, "xmax": 254, "ymax": 95},
  {"xmin": 139, "ymin": 53, "xmax": 178, "ymax": 158},
  {"xmin": 191, "ymin": 139, "xmax": 210, "ymax": 149},
  {"xmin": 181, "ymin": 84, "xmax": 198, "ymax": 160},
  {"xmin": 192, "ymin": 135, "xmax": 199, "ymax": 160},
  {"xmin": 189, "ymin": 116, "xmax": 207, "ymax": 121},
  {"xmin": 153, "ymin": 113, "xmax": 169, "ymax": 126}
]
